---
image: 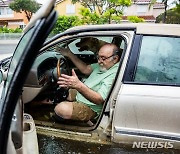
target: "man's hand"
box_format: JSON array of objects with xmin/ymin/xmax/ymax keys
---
[
  {"xmin": 56, "ymin": 46, "xmax": 71, "ymax": 57},
  {"xmin": 58, "ymin": 69, "xmax": 104, "ymax": 105},
  {"xmin": 57, "ymin": 69, "xmax": 82, "ymax": 89}
]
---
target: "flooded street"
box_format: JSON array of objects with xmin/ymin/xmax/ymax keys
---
[
  {"xmin": 1, "ymin": 38, "xmax": 180, "ymax": 154},
  {"xmin": 0, "ymin": 40, "xmax": 17, "ymax": 54},
  {"xmin": 38, "ymin": 134, "xmax": 179, "ymax": 154}
]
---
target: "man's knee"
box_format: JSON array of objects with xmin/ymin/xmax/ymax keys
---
[{"xmin": 54, "ymin": 101, "xmax": 73, "ymax": 119}]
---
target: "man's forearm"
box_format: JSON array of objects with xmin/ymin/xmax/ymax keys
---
[
  {"xmin": 76, "ymin": 82, "xmax": 104, "ymax": 105},
  {"xmin": 68, "ymin": 52, "xmax": 92, "ymax": 75}
]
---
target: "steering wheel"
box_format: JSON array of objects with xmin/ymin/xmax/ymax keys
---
[
  {"xmin": 56, "ymin": 56, "xmax": 70, "ymax": 79},
  {"xmin": 45, "ymin": 56, "xmax": 70, "ymax": 104},
  {"xmin": 57, "ymin": 58, "xmax": 61, "ymax": 78},
  {"xmin": 33, "ymin": 56, "xmax": 71, "ymax": 104}
]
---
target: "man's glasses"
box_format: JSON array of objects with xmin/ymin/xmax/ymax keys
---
[{"xmin": 96, "ymin": 54, "xmax": 115, "ymax": 61}]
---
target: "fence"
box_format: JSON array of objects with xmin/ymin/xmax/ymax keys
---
[
  {"xmin": 0, "ymin": 33, "xmax": 55, "ymax": 40},
  {"xmin": 0, "ymin": 33, "xmax": 22, "ymax": 40}
]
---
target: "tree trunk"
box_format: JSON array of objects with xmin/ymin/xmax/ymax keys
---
[
  {"xmin": 163, "ymin": 0, "xmax": 168, "ymax": 23},
  {"xmin": 24, "ymin": 10, "xmax": 32, "ymax": 21}
]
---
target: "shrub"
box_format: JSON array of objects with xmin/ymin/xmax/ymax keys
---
[
  {"xmin": 127, "ymin": 16, "xmax": 144, "ymax": 23},
  {"xmin": 0, "ymin": 26, "xmax": 23, "ymax": 33},
  {"xmin": 51, "ymin": 16, "xmax": 79, "ymax": 34}
]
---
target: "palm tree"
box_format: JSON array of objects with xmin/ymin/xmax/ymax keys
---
[
  {"xmin": 156, "ymin": 0, "xmax": 180, "ymax": 24},
  {"xmin": 149, "ymin": 0, "xmax": 168, "ymax": 23}
]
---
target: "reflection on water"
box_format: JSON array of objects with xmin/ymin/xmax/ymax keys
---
[{"xmin": 38, "ymin": 134, "xmax": 178, "ymax": 154}]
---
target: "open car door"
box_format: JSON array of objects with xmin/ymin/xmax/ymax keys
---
[{"xmin": 0, "ymin": 1, "xmax": 57, "ymax": 153}]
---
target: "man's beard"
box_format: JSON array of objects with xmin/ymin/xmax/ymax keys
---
[{"xmin": 99, "ymin": 64, "xmax": 107, "ymax": 72}]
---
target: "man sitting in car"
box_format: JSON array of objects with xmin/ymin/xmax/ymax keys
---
[{"xmin": 54, "ymin": 43, "xmax": 121, "ymax": 121}]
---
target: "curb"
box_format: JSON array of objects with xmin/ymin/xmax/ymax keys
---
[
  {"xmin": 0, "ymin": 40, "xmax": 19, "ymax": 44},
  {"xmin": 0, "ymin": 54, "xmax": 12, "ymax": 61}
]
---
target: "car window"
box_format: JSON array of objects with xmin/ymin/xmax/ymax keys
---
[
  {"xmin": 3, "ymin": 27, "xmax": 34, "ymax": 96},
  {"xmin": 68, "ymin": 39, "xmax": 94, "ymax": 55},
  {"xmin": 134, "ymin": 36, "xmax": 180, "ymax": 84},
  {"xmin": 69, "ymin": 37, "xmax": 113, "ymax": 55}
]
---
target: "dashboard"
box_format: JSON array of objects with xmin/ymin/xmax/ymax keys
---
[{"xmin": 24, "ymin": 52, "xmax": 62, "ymax": 87}]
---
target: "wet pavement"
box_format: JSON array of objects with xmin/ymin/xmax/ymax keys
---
[
  {"xmin": 0, "ymin": 41, "xmax": 16, "ymax": 61},
  {"xmin": 2, "ymin": 39, "xmax": 180, "ymax": 154},
  {"xmin": 0, "ymin": 40, "xmax": 18, "ymax": 54},
  {"xmin": 38, "ymin": 134, "xmax": 179, "ymax": 154}
]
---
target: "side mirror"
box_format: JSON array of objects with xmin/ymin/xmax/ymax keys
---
[
  {"xmin": 0, "ymin": 69, "xmax": 7, "ymax": 84},
  {"xmin": 0, "ymin": 70, "xmax": 2, "ymax": 84}
]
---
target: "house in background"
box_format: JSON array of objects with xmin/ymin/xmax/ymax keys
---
[
  {"xmin": 0, "ymin": 0, "xmax": 165, "ymax": 28},
  {"xmin": 55, "ymin": 0, "xmax": 82, "ymax": 16},
  {"xmin": 55, "ymin": 0, "xmax": 165, "ymax": 23},
  {"xmin": 0, "ymin": 0, "xmax": 28, "ymax": 29},
  {"xmin": 122, "ymin": 0, "xmax": 165, "ymax": 22}
]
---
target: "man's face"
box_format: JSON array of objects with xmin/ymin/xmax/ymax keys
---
[{"xmin": 97, "ymin": 45, "xmax": 115, "ymax": 72}]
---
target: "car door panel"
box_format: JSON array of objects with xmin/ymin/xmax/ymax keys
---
[
  {"xmin": 113, "ymin": 84, "xmax": 180, "ymax": 141},
  {"xmin": 112, "ymin": 34, "xmax": 180, "ymax": 144},
  {"xmin": 0, "ymin": 1, "xmax": 57, "ymax": 153}
]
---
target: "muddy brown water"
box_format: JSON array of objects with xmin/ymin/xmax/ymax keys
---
[
  {"xmin": 27, "ymin": 104, "xmax": 180, "ymax": 154},
  {"xmin": 38, "ymin": 134, "xmax": 179, "ymax": 154}
]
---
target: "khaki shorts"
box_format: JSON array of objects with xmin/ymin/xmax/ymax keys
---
[
  {"xmin": 67, "ymin": 89, "xmax": 96, "ymax": 121},
  {"xmin": 71, "ymin": 102, "xmax": 96, "ymax": 121},
  {"xmin": 67, "ymin": 89, "xmax": 77, "ymax": 101}
]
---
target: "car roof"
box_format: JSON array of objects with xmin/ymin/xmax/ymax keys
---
[{"xmin": 65, "ymin": 23, "xmax": 180, "ymax": 36}]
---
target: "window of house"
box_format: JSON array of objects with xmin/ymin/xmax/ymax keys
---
[
  {"xmin": 134, "ymin": 36, "xmax": 180, "ymax": 84},
  {"xmin": 66, "ymin": 4, "xmax": 75, "ymax": 14},
  {"xmin": 0, "ymin": 7, "xmax": 13, "ymax": 15},
  {"xmin": 137, "ymin": 5, "xmax": 147, "ymax": 14},
  {"xmin": 7, "ymin": 8, "xmax": 13, "ymax": 14},
  {"xmin": 0, "ymin": 8, "xmax": 6, "ymax": 15},
  {"xmin": 123, "ymin": 6, "xmax": 128, "ymax": 15}
]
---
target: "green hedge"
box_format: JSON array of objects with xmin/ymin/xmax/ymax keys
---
[
  {"xmin": 51, "ymin": 16, "xmax": 79, "ymax": 34},
  {"xmin": 0, "ymin": 26, "xmax": 23, "ymax": 33}
]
